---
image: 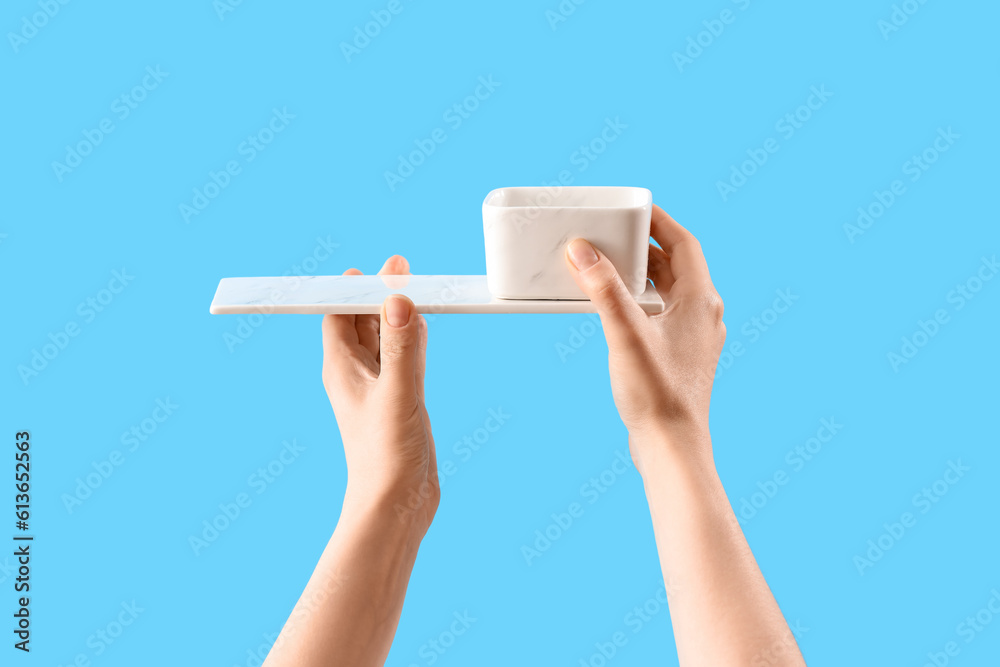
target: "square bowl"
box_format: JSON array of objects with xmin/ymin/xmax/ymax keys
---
[{"xmin": 482, "ymin": 186, "xmax": 652, "ymax": 299}]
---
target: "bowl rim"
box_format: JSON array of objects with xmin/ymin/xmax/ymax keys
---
[{"xmin": 482, "ymin": 185, "xmax": 652, "ymax": 210}]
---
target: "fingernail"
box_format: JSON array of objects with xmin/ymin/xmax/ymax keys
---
[
  {"xmin": 567, "ymin": 239, "xmax": 599, "ymax": 270},
  {"xmin": 385, "ymin": 295, "xmax": 411, "ymax": 327}
]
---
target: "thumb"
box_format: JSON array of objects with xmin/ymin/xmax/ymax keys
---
[
  {"xmin": 378, "ymin": 294, "xmax": 422, "ymax": 402},
  {"xmin": 565, "ymin": 238, "xmax": 645, "ymax": 345}
]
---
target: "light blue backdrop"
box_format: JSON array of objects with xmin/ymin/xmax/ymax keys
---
[{"xmin": 3, "ymin": 0, "xmax": 998, "ymax": 665}]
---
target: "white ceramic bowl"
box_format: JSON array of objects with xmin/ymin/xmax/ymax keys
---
[{"xmin": 482, "ymin": 186, "xmax": 652, "ymax": 299}]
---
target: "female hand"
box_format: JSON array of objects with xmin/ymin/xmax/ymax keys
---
[
  {"xmin": 566, "ymin": 209, "xmax": 805, "ymax": 666},
  {"xmin": 321, "ymin": 255, "xmax": 439, "ymax": 532},
  {"xmin": 564, "ymin": 205, "xmax": 726, "ymax": 472},
  {"xmin": 264, "ymin": 256, "xmax": 440, "ymax": 667}
]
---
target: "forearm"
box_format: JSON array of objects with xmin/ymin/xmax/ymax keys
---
[
  {"xmin": 639, "ymin": 431, "xmax": 805, "ymax": 667},
  {"xmin": 264, "ymin": 491, "xmax": 425, "ymax": 667}
]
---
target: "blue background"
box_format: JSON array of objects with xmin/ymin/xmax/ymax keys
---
[{"xmin": 3, "ymin": 0, "xmax": 998, "ymax": 665}]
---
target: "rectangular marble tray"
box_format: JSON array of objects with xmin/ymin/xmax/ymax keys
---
[{"xmin": 209, "ymin": 275, "xmax": 665, "ymax": 315}]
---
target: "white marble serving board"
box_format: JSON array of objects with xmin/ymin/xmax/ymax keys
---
[{"xmin": 209, "ymin": 275, "xmax": 665, "ymax": 315}]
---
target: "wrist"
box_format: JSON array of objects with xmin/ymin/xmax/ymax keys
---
[
  {"xmin": 342, "ymin": 478, "xmax": 438, "ymax": 538},
  {"xmin": 629, "ymin": 420, "xmax": 716, "ymax": 481}
]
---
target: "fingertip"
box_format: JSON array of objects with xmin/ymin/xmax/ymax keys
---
[
  {"xmin": 388, "ymin": 293, "xmax": 415, "ymax": 308},
  {"xmin": 343, "ymin": 268, "xmax": 362, "ymax": 276},
  {"xmin": 380, "ymin": 255, "xmax": 410, "ymax": 275},
  {"xmin": 563, "ymin": 239, "xmax": 645, "ymax": 333},
  {"xmin": 378, "ymin": 294, "xmax": 422, "ymax": 393},
  {"xmin": 566, "ymin": 238, "xmax": 600, "ymax": 271},
  {"xmin": 383, "ymin": 294, "xmax": 414, "ymax": 328}
]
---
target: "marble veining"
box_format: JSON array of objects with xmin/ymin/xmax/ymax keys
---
[
  {"xmin": 482, "ymin": 186, "xmax": 653, "ymax": 300},
  {"xmin": 209, "ymin": 275, "xmax": 665, "ymax": 315}
]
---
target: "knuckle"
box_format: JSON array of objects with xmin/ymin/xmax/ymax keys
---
[
  {"xmin": 677, "ymin": 236, "xmax": 702, "ymax": 257},
  {"xmin": 700, "ymin": 291, "xmax": 724, "ymax": 320},
  {"xmin": 592, "ymin": 273, "xmax": 628, "ymax": 312},
  {"xmin": 381, "ymin": 333, "xmax": 415, "ymax": 360}
]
